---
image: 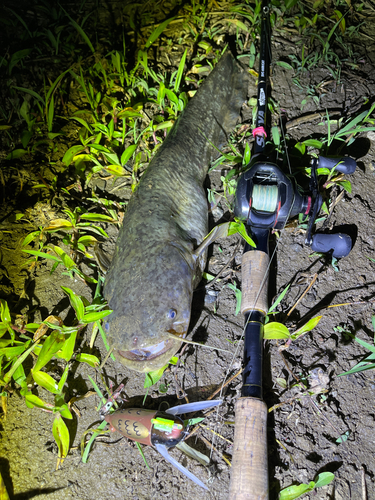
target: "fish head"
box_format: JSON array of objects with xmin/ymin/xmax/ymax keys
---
[{"xmin": 104, "ymin": 245, "xmax": 195, "ymax": 372}]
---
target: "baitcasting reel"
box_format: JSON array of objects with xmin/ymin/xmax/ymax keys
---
[{"xmin": 234, "ymin": 156, "xmax": 357, "ymax": 258}]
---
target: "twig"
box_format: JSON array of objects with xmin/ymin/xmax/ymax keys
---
[
  {"xmin": 199, "ymin": 423, "xmax": 233, "ymax": 445},
  {"xmin": 361, "ymin": 466, "xmax": 367, "ymax": 500},
  {"xmin": 200, "ymin": 435, "xmax": 231, "ymax": 467},
  {"xmin": 207, "ymin": 367, "xmax": 243, "ymax": 400},
  {"xmin": 287, "ymin": 273, "xmax": 318, "ymax": 317},
  {"xmin": 204, "ymin": 240, "xmax": 241, "ymax": 290}
]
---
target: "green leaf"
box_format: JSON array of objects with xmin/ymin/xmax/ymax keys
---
[
  {"xmin": 62, "ymin": 145, "xmax": 86, "ymax": 166},
  {"xmin": 59, "ymin": 330, "xmax": 78, "ymax": 362},
  {"xmin": 336, "ymin": 430, "xmax": 350, "ymax": 443},
  {"xmin": 117, "ymin": 109, "xmax": 143, "ymax": 119},
  {"xmin": 53, "ymin": 246, "xmax": 75, "ymax": 269},
  {"xmin": 47, "ymin": 94, "xmax": 54, "ymax": 132},
  {"xmin": 275, "ymin": 61, "xmax": 293, "ymax": 70},
  {"xmin": 87, "ymin": 374, "xmax": 106, "ymax": 402},
  {"xmin": 243, "ymin": 142, "xmax": 251, "ymax": 165},
  {"xmin": 224, "ymin": 18, "xmax": 248, "ymax": 31},
  {"xmin": 22, "ymin": 249, "xmax": 60, "ymax": 263},
  {"xmin": 264, "ymin": 322, "xmax": 290, "ymax": 340},
  {"xmin": 228, "ymin": 220, "xmax": 256, "ymax": 247},
  {"xmin": 57, "ymin": 365, "xmax": 70, "ymax": 393},
  {"xmin": 227, "ymin": 283, "xmax": 242, "ymax": 315},
  {"xmin": 106, "ymin": 165, "xmax": 128, "ymax": 176},
  {"xmin": 89, "ymin": 144, "xmax": 111, "ymax": 153},
  {"xmin": 135, "ymin": 441, "xmax": 150, "ymax": 469},
  {"xmin": 33, "ymin": 330, "xmax": 66, "ymax": 372},
  {"xmin": 81, "ymin": 421, "xmax": 108, "ymax": 463},
  {"xmin": 272, "ymin": 125, "xmax": 280, "ymax": 146},
  {"xmin": 81, "ymin": 310, "xmax": 112, "ymax": 324},
  {"xmin": 284, "ymin": 0, "xmax": 299, "ymax": 8},
  {"xmin": 75, "ymin": 353, "xmax": 100, "ymax": 367},
  {"xmin": 279, "ymin": 482, "xmax": 312, "ymax": 500},
  {"xmin": 32, "ymin": 370, "xmax": 60, "ymax": 394},
  {"xmin": 294, "ymin": 142, "xmax": 305, "ymax": 155},
  {"xmin": 102, "ymin": 151, "xmax": 120, "ymax": 165},
  {"xmin": 77, "ymin": 235, "xmax": 98, "ymax": 246},
  {"xmin": 145, "ymin": 17, "xmax": 175, "ymax": 48},
  {"xmin": 119, "ymin": 143, "xmax": 137, "ymax": 165},
  {"xmin": 335, "ymin": 180, "xmax": 352, "ymax": 193},
  {"xmin": 2, "ymin": 342, "xmax": 38, "ymax": 385},
  {"xmin": 0, "ymin": 300, "xmax": 11, "ymax": 323},
  {"xmin": 44, "ymin": 219, "xmax": 74, "ymax": 231},
  {"xmin": 80, "ymin": 213, "xmax": 116, "ymax": 223},
  {"xmin": 25, "ymin": 393, "xmax": 53, "ymax": 410},
  {"xmin": 12, "ymin": 86, "xmax": 45, "ymax": 105},
  {"xmin": 13, "ymin": 363, "xmax": 26, "ymax": 386},
  {"xmin": 57, "ymin": 403, "xmax": 73, "ymax": 420},
  {"xmin": 302, "ymin": 139, "xmax": 323, "ymax": 149},
  {"xmin": 8, "ymin": 48, "xmax": 32, "ymax": 74},
  {"xmin": 6, "ymin": 149, "xmax": 28, "ymax": 160},
  {"xmin": 314, "ymin": 472, "xmax": 335, "ymax": 488},
  {"xmin": 61, "ymin": 287, "xmax": 85, "ymax": 320},
  {"xmin": 291, "ymin": 316, "xmax": 322, "ymax": 340},
  {"xmin": 2, "ymin": 345, "xmax": 29, "ymax": 359},
  {"xmin": 144, "ymin": 364, "xmax": 168, "ymax": 388},
  {"xmin": 53, "ymin": 414, "xmax": 70, "ymax": 463},
  {"xmin": 22, "ymin": 231, "xmax": 42, "ymax": 247},
  {"xmin": 268, "ymin": 285, "xmax": 290, "ymax": 314},
  {"xmin": 69, "ymin": 19, "xmax": 95, "ymax": 53},
  {"xmin": 174, "ymin": 48, "xmax": 187, "ymax": 93}
]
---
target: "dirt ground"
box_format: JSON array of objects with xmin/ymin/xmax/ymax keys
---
[{"xmin": 1, "ymin": 1, "xmax": 375, "ymax": 499}]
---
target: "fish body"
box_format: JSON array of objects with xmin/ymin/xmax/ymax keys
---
[{"xmin": 103, "ymin": 52, "xmax": 248, "ymax": 372}]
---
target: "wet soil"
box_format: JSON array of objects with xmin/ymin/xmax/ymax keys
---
[{"xmin": 1, "ymin": 2, "xmax": 375, "ymax": 499}]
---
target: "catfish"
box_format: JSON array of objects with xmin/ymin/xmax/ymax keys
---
[{"xmin": 103, "ymin": 51, "xmax": 248, "ymax": 372}]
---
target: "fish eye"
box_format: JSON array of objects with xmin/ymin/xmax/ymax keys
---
[{"xmin": 167, "ymin": 309, "xmax": 177, "ymax": 320}]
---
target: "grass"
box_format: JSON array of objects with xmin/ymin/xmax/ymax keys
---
[{"xmin": 0, "ymin": 0, "xmax": 374, "ymax": 492}]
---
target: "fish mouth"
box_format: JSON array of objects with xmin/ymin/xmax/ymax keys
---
[{"xmin": 116, "ymin": 338, "xmax": 177, "ymax": 363}]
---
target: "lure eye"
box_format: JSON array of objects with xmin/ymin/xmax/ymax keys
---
[{"xmin": 168, "ymin": 309, "xmax": 177, "ymax": 320}]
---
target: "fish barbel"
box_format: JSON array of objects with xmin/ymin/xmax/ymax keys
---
[{"xmin": 103, "ymin": 52, "xmax": 248, "ymax": 372}]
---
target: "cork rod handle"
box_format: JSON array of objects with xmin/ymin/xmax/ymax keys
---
[
  {"xmin": 229, "ymin": 398, "xmax": 269, "ymax": 500},
  {"xmin": 240, "ymin": 250, "xmax": 269, "ymax": 316}
]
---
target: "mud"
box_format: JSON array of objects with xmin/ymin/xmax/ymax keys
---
[{"xmin": 1, "ymin": 2, "xmax": 375, "ymax": 499}]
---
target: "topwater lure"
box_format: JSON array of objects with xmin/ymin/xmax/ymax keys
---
[{"xmin": 102, "ymin": 399, "xmax": 222, "ymax": 490}]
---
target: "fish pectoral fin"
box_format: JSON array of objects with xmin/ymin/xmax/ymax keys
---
[
  {"xmin": 94, "ymin": 243, "xmax": 114, "ymax": 274},
  {"xmin": 193, "ymin": 222, "xmax": 231, "ymax": 257}
]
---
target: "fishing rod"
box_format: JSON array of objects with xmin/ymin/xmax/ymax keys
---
[{"xmin": 229, "ymin": 3, "xmax": 356, "ymax": 499}]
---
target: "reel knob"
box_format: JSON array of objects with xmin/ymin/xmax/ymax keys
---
[
  {"xmin": 310, "ymin": 233, "xmax": 352, "ymax": 258},
  {"xmin": 318, "ymin": 156, "xmax": 357, "ymax": 175}
]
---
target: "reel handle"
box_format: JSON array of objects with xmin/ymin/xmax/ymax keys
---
[
  {"xmin": 318, "ymin": 156, "xmax": 357, "ymax": 175},
  {"xmin": 310, "ymin": 232, "xmax": 352, "ymax": 258}
]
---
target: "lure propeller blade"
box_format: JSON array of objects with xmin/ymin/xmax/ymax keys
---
[
  {"xmin": 155, "ymin": 443, "xmax": 208, "ymax": 490},
  {"xmin": 166, "ymin": 399, "xmax": 222, "ymax": 416}
]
